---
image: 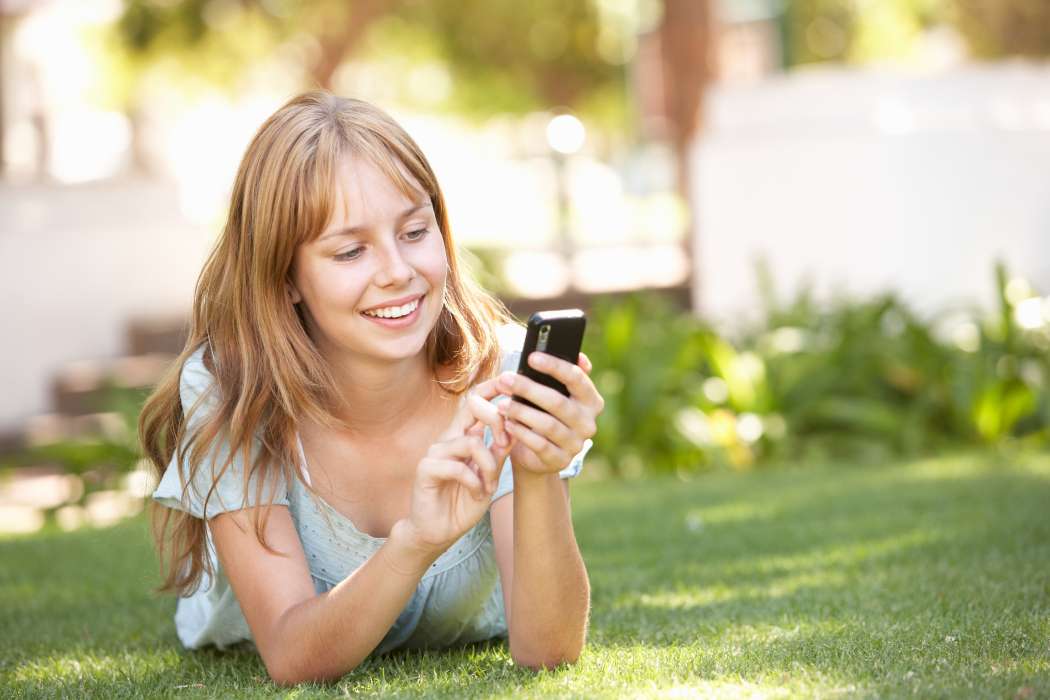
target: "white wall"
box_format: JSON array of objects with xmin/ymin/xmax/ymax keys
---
[
  {"xmin": 691, "ymin": 63, "xmax": 1050, "ymax": 326},
  {"xmin": 0, "ymin": 178, "xmax": 213, "ymax": 433}
]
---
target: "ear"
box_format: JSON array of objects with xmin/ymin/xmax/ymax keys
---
[{"xmin": 286, "ymin": 281, "xmax": 302, "ymax": 305}]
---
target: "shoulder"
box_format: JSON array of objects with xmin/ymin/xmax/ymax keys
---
[
  {"xmin": 179, "ymin": 343, "xmax": 219, "ymax": 412},
  {"xmin": 182, "ymin": 343, "xmax": 211, "ymax": 381}
]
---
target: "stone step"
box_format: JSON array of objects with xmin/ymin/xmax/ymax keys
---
[
  {"xmin": 126, "ymin": 313, "xmax": 189, "ymax": 356},
  {"xmin": 50, "ymin": 353, "xmax": 176, "ymax": 417},
  {"xmin": 22, "ymin": 411, "xmax": 131, "ymax": 447},
  {"xmin": 0, "ymin": 411, "xmax": 133, "ymax": 464}
]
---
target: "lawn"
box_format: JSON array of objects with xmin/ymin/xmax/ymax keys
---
[{"xmin": 2, "ymin": 452, "xmax": 1049, "ymax": 698}]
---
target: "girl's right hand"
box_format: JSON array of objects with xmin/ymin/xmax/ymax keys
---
[{"xmin": 399, "ymin": 376, "xmax": 513, "ymax": 553}]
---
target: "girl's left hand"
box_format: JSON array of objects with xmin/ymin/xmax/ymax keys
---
[{"xmin": 495, "ymin": 351, "xmax": 604, "ymax": 475}]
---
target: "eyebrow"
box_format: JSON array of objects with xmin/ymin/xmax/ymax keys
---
[{"xmin": 318, "ymin": 200, "xmax": 431, "ymax": 242}]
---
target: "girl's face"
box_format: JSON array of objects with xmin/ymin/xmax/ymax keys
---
[{"xmin": 288, "ymin": 155, "xmax": 448, "ymax": 366}]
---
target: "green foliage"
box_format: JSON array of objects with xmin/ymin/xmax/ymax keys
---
[
  {"xmin": 106, "ymin": 0, "xmax": 286, "ymax": 100},
  {"xmin": 410, "ymin": 0, "xmax": 624, "ymax": 117},
  {"xmin": 460, "ymin": 245, "xmax": 514, "ymax": 298},
  {"xmin": 106, "ymin": 0, "xmax": 628, "ymax": 123},
  {"xmin": 780, "ymin": 0, "xmax": 1050, "ymax": 68},
  {"xmin": 582, "ymin": 293, "xmax": 714, "ymax": 475},
  {"xmin": 584, "ymin": 261, "xmax": 1050, "ymax": 473}
]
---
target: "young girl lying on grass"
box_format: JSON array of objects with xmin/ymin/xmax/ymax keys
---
[{"xmin": 138, "ymin": 91, "xmax": 603, "ymax": 685}]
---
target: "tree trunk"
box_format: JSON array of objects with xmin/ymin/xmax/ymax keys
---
[
  {"xmin": 309, "ymin": 0, "xmax": 391, "ymax": 89},
  {"xmin": 659, "ymin": 0, "xmax": 715, "ymax": 311}
]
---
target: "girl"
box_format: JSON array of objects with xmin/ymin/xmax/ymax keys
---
[{"xmin": 138, "ymin": 91, "xmax": 603, "ymax": 685}]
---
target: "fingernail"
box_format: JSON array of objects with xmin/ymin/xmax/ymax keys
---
[
  {"xmin": 498, "ymin": 373, "xmax": 515, "ymax": 388},
  {"xmin": 529, "ymin": 353, "xmax": 547, "ymax": 368}
]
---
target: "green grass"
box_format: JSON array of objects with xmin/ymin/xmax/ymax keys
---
[{"xmin": 2, "ymin": 452, "xmax": 1049, "ymax": 698}]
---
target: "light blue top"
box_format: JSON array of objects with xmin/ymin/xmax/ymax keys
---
[{"xmin": 152, "ymin": 324, "xmax": 591, "ymax": 655}]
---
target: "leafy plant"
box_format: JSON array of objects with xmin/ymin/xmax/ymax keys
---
[{"xmin": 582, "ymin": 261, "xmax": 1049, "ymax": 473}]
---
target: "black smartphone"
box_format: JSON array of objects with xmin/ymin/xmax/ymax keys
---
[{"xmin": 513, "ymin": 309, "xmax": 587, "ymax": 412}]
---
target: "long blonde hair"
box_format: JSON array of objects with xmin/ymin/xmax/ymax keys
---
[{"xmin": 138, "ymin": 91, "xmax": 515, "ymax": 596}]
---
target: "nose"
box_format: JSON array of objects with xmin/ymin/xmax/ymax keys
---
[{"xmin": 374, "ymin": 241, "xmax": 415, "ymax": 288}]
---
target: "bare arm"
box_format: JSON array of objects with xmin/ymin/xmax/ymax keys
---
[
  {"xmin": 490, "ymin": 350, "xmax": 602, "ymax": 669},
  {"xmin": 491, "ymin": 475, "xmax": 590, "ymax": 669}
]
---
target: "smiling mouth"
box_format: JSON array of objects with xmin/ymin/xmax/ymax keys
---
[{"xmin": 360, "ymin": 294, "xmax": 424, "ymax": 319}]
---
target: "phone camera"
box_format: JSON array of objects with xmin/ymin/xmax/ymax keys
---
[{"xmin": 538, "ymin": 324, "xmax": 550, "ymax": 352}]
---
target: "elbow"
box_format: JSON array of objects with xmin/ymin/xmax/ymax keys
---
[
  {"xmin": 260, "ymin": 609, "xmax": 362, "ymax": 686},
  {"xmin": 264, "ymin": 658, "xmax": 298, "ymax": 687},
  {"xmin": 509, "ymin": 639, "xmax": 585, "ymax": 671},
  {"xmin": 267, "ymin": 668, "xmax": 303, "ymax": 688},
  {"xmin": 265, "ymin": 661, "xmax": 348, "ymax": 687},
  {"xmin": 510, "ymin": 650, "xmax": 582, "ymax": 671},
  {"xmin": 259, "ymin": 629, "xmax": 309, "ymax": 686},
  {"xmin": 264, "ymin": 654, "xmax": 308, "ymax": 687},
  {"xmin": 263, "ymin": 650, "xmax": 355, "ymax": 687}
]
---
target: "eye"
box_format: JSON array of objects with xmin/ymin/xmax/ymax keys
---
[
  {"xmin": 334, "ymin": 247, "xmax": 364, "ymax": 262},
  {"xmin": 405, "ymin": 228, "xmax": 429, "ymax": 241}
]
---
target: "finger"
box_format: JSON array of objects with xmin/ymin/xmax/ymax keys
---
[
  {"xmin": 430, "ymin": 435, "xmax": 499, "ymax": 493},
  {"xmin": 470, "ymin": 375, "xmax": 504, "ymax": 402},
  {"xmin": 505, "ymin": 419, "xmax": 570, "ymax": 471},
  {"xmin": 466, "ymin": 392, "xmax": 509, "ymax": 448},
  {"xmin": 421, "ymin": 458, "xmax": 485, "ymax": 500},
  {"xmin": 498, "ymin": 398, "xmax": 581, "ymax": 456},
  {"xmin": 578, "ymin": 352, "xmax": 593, "ymax": 374},
  {"xmin": 466, "ymin": 434, "xmax": 500, "ymax": 494},
  {"xmin": 498, "ymin": 370, "xmax": 570, "ymax": 415},
  {"xmin": 498, "ymin": 371, "xmax": 583, "ymax": 432},
  {"xmin": 525, "ymin": 352, "xmax": 603, "ymax": 412}
]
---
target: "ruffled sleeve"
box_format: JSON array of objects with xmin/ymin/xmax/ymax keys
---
[
  {"xmin": 152, "ymin": 344, "xmax": 289, "ymax": 519},
  {"xmin": 486, "ymin": 323, "xmax": 592, "ymax": 504}
]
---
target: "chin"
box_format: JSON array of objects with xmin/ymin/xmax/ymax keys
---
[{"xmin": 364, "ymin": 320, "xmax": 435, "ymax": 358}]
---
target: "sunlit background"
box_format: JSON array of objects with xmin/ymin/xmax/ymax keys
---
[{"xmin": 1, "ymin": 0, "xmax": 1049, "ymax": 533}]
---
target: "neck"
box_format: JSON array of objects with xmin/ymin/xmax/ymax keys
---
[{"xmin": 325, "ymin": 349, "xmax": 448, "ymax": 437}]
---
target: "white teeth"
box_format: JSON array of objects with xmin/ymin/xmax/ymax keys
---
[{"xmin": 363, "ymin": 297, "xmax": 420, "ymax": 319}]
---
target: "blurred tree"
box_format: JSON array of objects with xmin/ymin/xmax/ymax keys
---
[
  {"xmin": 781, "ymin": 0, "xmax": 1050, "ymax": 67},
  {"xmin": 781, "ymin": 0, "xmax": 944, "ymax": 65},
  {"xmin": 409, "ymin": 0, "xmax": 623, "ymax": 118},
  {"xmin": 948, "ymin": 0, "xmax": 1050, "ymax": 58},
  {"xmin": 657, "ymin": 0, "xmax": 715, "ymax": 303},
  {"xmin": 109, "ymin": 0, "xmax": 624, "ymax": 119}
]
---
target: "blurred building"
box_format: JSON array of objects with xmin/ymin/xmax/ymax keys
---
[{"xmin": 691, "ymin": 63, "xmax": 1050, "ymax": 324}]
